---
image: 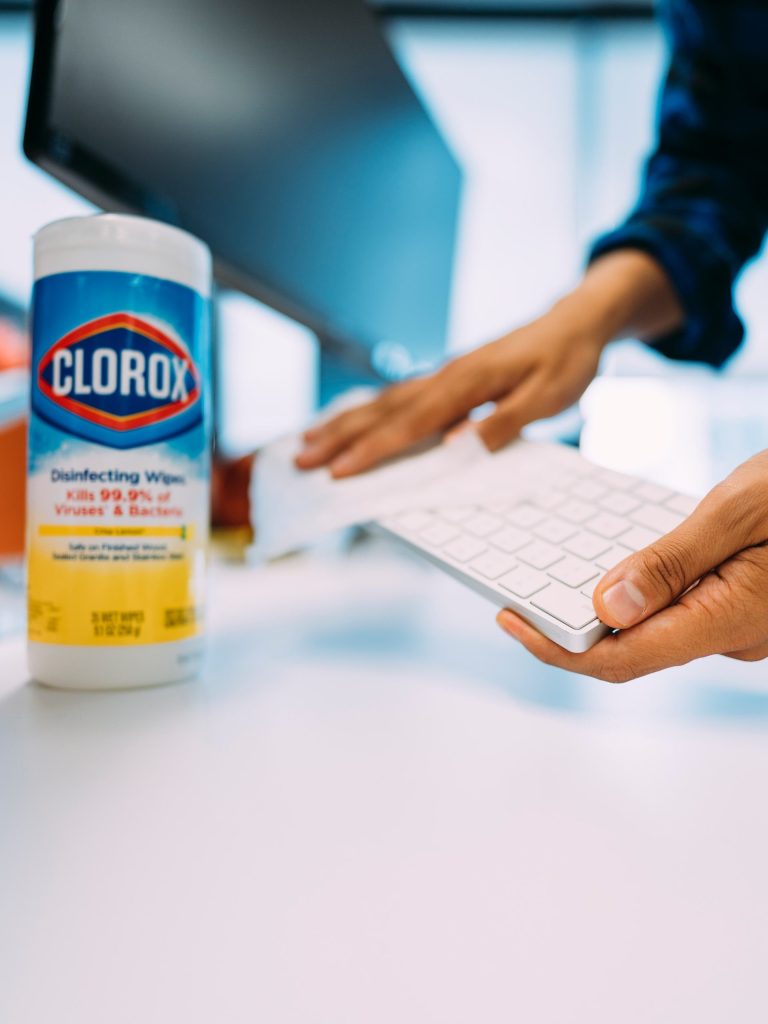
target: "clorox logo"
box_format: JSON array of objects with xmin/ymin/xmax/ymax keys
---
[{"xmin": 34, "ymin": 312, "xmax": 203, "ymax": 449}]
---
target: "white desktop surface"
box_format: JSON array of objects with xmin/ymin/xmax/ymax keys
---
[{"xmin": 2, "ymin": 534, "xmax": 768, "ymax": 1024}]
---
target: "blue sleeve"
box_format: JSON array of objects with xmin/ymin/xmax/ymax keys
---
[{"xmin": 589, "ymin": 1, "xmax": 768, "ymax": 367}]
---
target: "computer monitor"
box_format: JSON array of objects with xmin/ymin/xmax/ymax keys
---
[{"xmin": 23, "ymin": 0, "xmax": 462, "ymax": 402}]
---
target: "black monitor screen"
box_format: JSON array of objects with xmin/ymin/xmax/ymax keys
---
[{"xmin": 25, "ymin": 0, "xmax": 462, "ymax": 371}]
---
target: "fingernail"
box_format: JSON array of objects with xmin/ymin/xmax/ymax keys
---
[
  {"xmin": 330, "ymin": 453, "xmax": 357, "ymax": 477},
  {"xmin": 294, "ymin": 447, "xmax": 318, "ymax": 466},
  {"xmin": 600, "ymin": 579, "xmax": 646, "ymax": 627},
  {"xmin": 445, "ymin": 421, "xmax": 472, "ymax": 442},
  {"xmin": 496, "ymin": 610, "xmax": 518, "ymax": 634}
]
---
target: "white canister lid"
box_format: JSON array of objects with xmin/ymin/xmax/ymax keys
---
[{"xmin": 33, "ymin": 214, "xmax": 212, "ymax": 298}]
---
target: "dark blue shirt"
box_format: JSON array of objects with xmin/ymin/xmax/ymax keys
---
[{"xmin": 590, "ymin": 1, "xmax": 768, "ymax": 367}]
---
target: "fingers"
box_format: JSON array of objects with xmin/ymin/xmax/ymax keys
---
[
  {"xmin": 496, "ymin": 607, "xmax": 684, "ymax": 682},
  {"xmin": 296, "ymin": 360, "xmax": 492, "ymax": 476},
  {"xmin": 475, "ymin": 373, "xmax": 541, "ymax": 451},
  {"xmin": 592, "ymin": 483, "xmax": 759, "ymax": 630},
  {"xmin": 326, "ymin": 392, "xmax": 462, "ymax": 477},
  {"xmin": 295, "ymin": 379, "xmax": 425, "ymax": 468},
  {"xmin": 295, "ymin": 402, "xmax": 384, "ymax": 469},
  {"xmin": 499, "ymin": 543, "xmax": 768, "ymax": 681},
  {"xmin": 295, "ymin": 321, "xmax": 590, "ymax": 474},
  {"xmin": 295, "ymin": 334, "xmax": 525, "ymax": 475},
  {"xmin": 495, "ymin": 575, "xmax": 743, "ymax": 682}
]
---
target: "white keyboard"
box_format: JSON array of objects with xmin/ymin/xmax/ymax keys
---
[{"xmin": 376, "ymin": 445, "xmax": 699, "ymax": 653}]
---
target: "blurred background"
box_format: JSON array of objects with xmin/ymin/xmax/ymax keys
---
[
  {"xmin": 8, "ymin": 10, "xmax": 768, "ymax": 1014},
  {"xmin": 7, "ymin": 1, "xmax": 768, "ymax": 369},
  {"xmin": 2, "ymin": 2, "xmax": 672, "ymax": 380},
  {"xmin": 3, "ymin": 0, "xmax": 768, "ymax": 623}
]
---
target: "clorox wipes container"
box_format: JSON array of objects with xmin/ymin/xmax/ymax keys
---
[{"xmin": 27, "ymin": 214, "xmax": 212, "ymax": 689}]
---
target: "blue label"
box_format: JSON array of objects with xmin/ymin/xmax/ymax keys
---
[{"xmin": 31, "ymin": 271, "xmax": 209, "ymax": 450}]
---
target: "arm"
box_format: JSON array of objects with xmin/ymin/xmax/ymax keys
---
[
  {"xmin": 590, "ymin": 0, "xmax": 768, "ymax": 367},
  {"xmin": 278, "ymin": 2, "xmax": 768, "ymax": 486},
  {"xmin": 211, "ymin": 249, "xmax": 679, "ymax": 520},
  {"xmin": 496, "ymin": 3, "xmax": 768, "ymax": 675},
  {"xmin": 301, "ymin": 4, "xmax": 768, "ymax": 478},
  {"xmin": 296, "ymin": 248, "xmax": 682, "ymax": 478}
]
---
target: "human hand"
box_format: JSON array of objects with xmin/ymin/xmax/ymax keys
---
[
  {"xmin": 296, "ymin": 302, "xmax": 606, "ymax": 478},
  {"xmin": 296, "ymin": 250, "xmax": 683, "ymax": 480},
  {"xmin": 497, "ymin": 451, "xmax": 768, "ymax": 681}
]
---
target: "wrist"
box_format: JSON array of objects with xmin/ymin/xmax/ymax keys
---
[
  {"xmin": 570, "ymin": 249, "xmax": 683, "ymax": 345},
  {"xmin": 546, "ymin": 287, "xmax": 616, "ymax": 356}
]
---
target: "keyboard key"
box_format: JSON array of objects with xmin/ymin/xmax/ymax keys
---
[
  {"xmin": 635, "ymin": 481, "xmax": 673, "ymax": 503},
  {"xmin": 581, "ymin": 575, "xmax": 604, "ymax": 599},
  {"xmin": 631, "ymin": 503, "xmax": 685, "ymax": 534},
  {"xmin": 440, "ymin": 505, "xmax": 476, "ymax": 524},
  {"xmin": 394, "ymin": 510, "xmax": 435, "ymax": 532},
  {"xmin": 470, "ymin": 551, "xmax": 516, "ymax": 580},
  {"xmin": 534, "ymin": 517, "xmax": 578, "ymax": 544},
  {"xmin": 595, "ymin": 469, "xmax": 637, "ymax": 491},
  {"xmin": 598, "ymin": 491, "xmax": 641, "ymax": 516},
  {"xmin": 491, "ymin": 526, "xmax": 532, "ymax": 554},
  {"xmin": 552, "ymin": 472, "xmax": 578, "ymax": 490},
  {"xmin": 383, "ymin": 459, "xmax": 698, "ymax": 649},
  {"xmin": 531, "ymin": 583, "xmax": 598, "ymax": 630},
  {"xmin": 532, "ymin": 489, "xmax": 566, "ymax": 511},
  {"xmin": 505, "ymin": 504, "xmax": 545, "ymax": 529},
  {"xmin": 558, "ymin": 499, "xmax": 598, "ymax": 524},
  {"xmin": 584, "ymin": 511, "xmax": 631, "ymax": 540},
  {"xmin": 420, "ymin": 522, "xmax": 460, "ymax": 547},
  {"xmin": 465, "ymin": 512, "xmax": 505, "ymax": 537},
  {"xmin": 595, "ymin": 544, "xmax": 633, "ymax": 570},
  {"xmin": 570, "ymin": 480, "xmax": 607, "ymax": 502},
  {"xmin": 563, "ymin": 531, "xmax": 610, "ymax": 561},
  {"xmin": 499, "ymin": 566, "xmax": 550, "ymax": 599},
  {"xmin": 665, "ymin": 493, "xmax": 699, "ymax": 517},
  {"xmin": 619, "ymin": 525, "xmax": 661, "ymax": 551},
  {"xmin": 443, "ymin": 536, "xmax": 488, "ymax": 563},
  {"xmin": 548, "ymin": 555, "xmax": 599, "ymax": 589},
  {"xmin": 516, "ymin": 540, "xmax": 564, "ymax": 570}
]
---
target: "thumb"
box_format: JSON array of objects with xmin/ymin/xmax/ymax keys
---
[{"xmin": 593, "ymin": 486, "xmax": 753, "ymax": 629}]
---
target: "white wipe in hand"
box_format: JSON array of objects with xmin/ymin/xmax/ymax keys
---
[{"xmin": 252, "ymin": 426, "xmax": 579, "ymax": 559}]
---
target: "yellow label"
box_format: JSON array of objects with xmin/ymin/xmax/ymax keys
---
[
  {"xmin": 27, "ymin": 529, "xmax": 206, "ymax": 646},
  {"xmin": 38, "ymin": 524, "xmax": 195, "ymax": 538}
]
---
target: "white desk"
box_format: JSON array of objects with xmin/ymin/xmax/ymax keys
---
[{"xmin": 2, "ymin": 536, "xmax": 768, "ymax": 1024}]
